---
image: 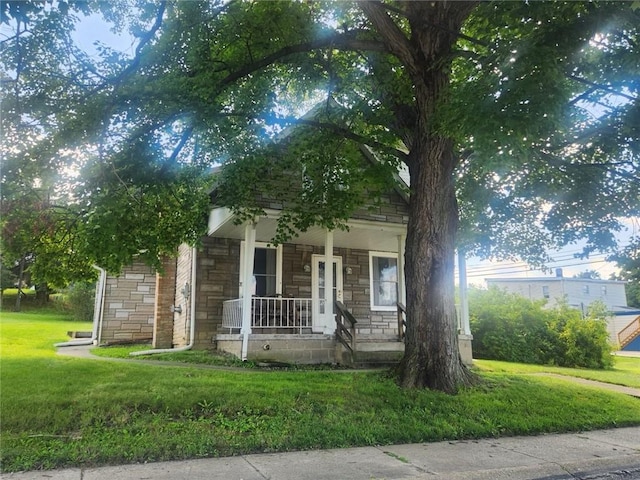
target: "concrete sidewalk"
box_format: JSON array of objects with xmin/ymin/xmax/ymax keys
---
[{"xmin": 4, "ymin": 426, "xmax": 639, "ymax": 480}]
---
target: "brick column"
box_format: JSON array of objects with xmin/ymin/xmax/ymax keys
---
[{"xmin": 153, "ymin": 256, "xmax": 177, "ymax": 348}]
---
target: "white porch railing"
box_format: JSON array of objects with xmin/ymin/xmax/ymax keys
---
[
  {"xmin": 222, "ymin": 298, "xmax": 243, "ymax": 330},
  {"xmin": 222, "ymin": 297, "xmax": 313, "ymax": 333}
]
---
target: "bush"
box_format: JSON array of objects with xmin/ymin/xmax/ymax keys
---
[
  {"xmin": 469, "ymin": 287, "xmax": 613, "ymax": 369},
  {"xmin": 557, "ymin": 301, "xmax": 613, "ymax": 369},
  {"xmin": 470, "ymin": 287, "xmax": 557, "ymax": 364},
  {"xmin": 58, "ymin": 282, "xmax": 96, "ymax": 321}
]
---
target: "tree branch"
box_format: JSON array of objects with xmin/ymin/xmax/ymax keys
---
[
  {"xmin": 358, "ymin": 1, "xmax": 416, "ymax": 71},
  {"xmin": 166, "ymin": 126, "xmax": 194, "ymax": 165},
  {"xmin": 278, "ymin": 117, "xmax": 408, "ymax": 161},
  {"xmin": 216, "ymin": 111, "xmax": 407, "ymax": 160},
  {"xmin": 379, "ymin": 2, "xmax": 487, "ymax": 47},
  {"xmin": 568, "ymin": 74, "xmax": 637, "ymax": 102},
  {"xmin": 218, "ymin": 33, "xmax": 389, "ymax": 87},
  {"xmin": 109, "ymin": 2, "xmax": 166, "ymax": 86}
]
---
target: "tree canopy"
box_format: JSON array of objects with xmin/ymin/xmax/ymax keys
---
[{"xmin": 1, "ymin": 0, "xmax": 638, "ymax": 391}]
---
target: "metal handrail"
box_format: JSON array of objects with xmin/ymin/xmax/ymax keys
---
[
  {"xmin": 335, "ymin": 301, "xmax": 357, "ymax": 354},
  {"xmin": 618, "ymin": 315, "xmax": 640, "ymax": 348},
  {"xmin": 397, "ymin": 302, "xmax": 406, "ymax": 341}
]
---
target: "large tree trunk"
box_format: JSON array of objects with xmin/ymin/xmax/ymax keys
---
[
  {"xmin": 398, "ymin": 135, "xmax": 475, "ymax": 392},
  {"xmin": 392, "ymin": 2, "xmax": 478, "ymax": 392}
]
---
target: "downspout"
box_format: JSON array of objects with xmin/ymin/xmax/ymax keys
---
[
  {"xmin": 55, "ymin": 265, "xmax": 107, "ymax": 348},
  {"xmin": 131, "ymin": 247, "xmax": 197, "ymax": 356}
]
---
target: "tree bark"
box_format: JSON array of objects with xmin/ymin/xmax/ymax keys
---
[
  {"xmin": 15, "ymin": 256, "xmax": 25, "ymax": 312},
  {"xmin": 390, "ymin": 2, "xmax": 478, "ymax": 392},
  {"xmin": 399, "ymin": 134, "xmax": 475, "ymax": 392}
]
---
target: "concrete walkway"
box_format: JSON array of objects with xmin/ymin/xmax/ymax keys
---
[
  {"xmin": 615, "ymin": 350, "xmax": 640, "ymax": 358},
  {"xmin": 531, "ymin": 373, "xmax": 640, "ymax": 398},
  {"xmin": 3, "ymin": 427, "xmax": 639, "ymax": 480}
]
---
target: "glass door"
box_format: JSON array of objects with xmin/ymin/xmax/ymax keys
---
[{"xmin": 312, "ymin": 255, "xmax": 343, "ymax": 333}]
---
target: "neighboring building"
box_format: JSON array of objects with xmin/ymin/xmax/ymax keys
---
[
  {"xmin": 487, "ymin": 270, "xmax": 640, "ymax": 350},
  {"xmin": 92, "ymin": 142, "xmax": 473, "ymax": 366}
]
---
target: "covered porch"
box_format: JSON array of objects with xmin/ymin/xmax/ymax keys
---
[
  {"xmin": 207, "ymin": 206, "xmax": 472, "ymax": 365},
  {"xmin": 209, "ymin": 206, "xmax": 409, "ymax": 337},
  {"xmin": 222, "ymin": 296, "xmax": 314, "ymax": 333}
]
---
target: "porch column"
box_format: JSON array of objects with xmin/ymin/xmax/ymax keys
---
[
  {"xmin": 397, "ymin": 234, "xmax": 406, "ymax": 306},
  {"xmin": 457, "ymin": 249, "xmax": 473, "ymax": 365},
  {"xmin": 324, "ymin": 229, "xmax": 334, "ymax": 334},
  {"xmin": 457, "ymin": 250, "xmax": 471, "ymax": 335},
  {"xmin": 241, "ymin": 221, "xmax": 257, "ymax": 360}
]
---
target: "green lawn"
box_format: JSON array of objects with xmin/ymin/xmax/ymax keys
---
[
  {"xmin": 2, "ymin": 310, "xmax": 640, "ymax": 473},
  {"xmin": 475, "ymin": 357, "xmax": 640, "ymax": 388}
]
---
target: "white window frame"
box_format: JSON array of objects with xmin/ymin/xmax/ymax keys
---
[
  {"xmin": 542, "ymin": 285, "xmax": 550, "ymax": 299},
  {"xmin": 369, "ymin": 251, "xmax": 399, "ymax": 311},
  {"xmin": 239, "ymin": 242, "xmax": 283, "ymax": 297}
]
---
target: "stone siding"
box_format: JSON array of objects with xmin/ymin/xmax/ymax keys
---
[
  {"xmin": 282, "ymin": 244, "xmax": 399, "ymax": 334},
  {"xmin": 153, "ymin": 256, "xmax": 177, "ymax": 349},
  {"xmin": 101, "ymin": 262, "xmax": 156, "ymax": 344},
  {"xmin": 194, "ymin": 237, "xmax": 241, "ymax": 348},
  {"xmin": 193, "ymin": 238, "xmax": 400, "ymax": 346},
  {"xmin": 350, "ymin": 190, "xmax": 409, "ymax": 225},
  {"xmin": 253, "ymin": 189, "xmax": 409, "ymax": 226},
  {"xmin": 173, "ymin": 245, "xmax": 194, "ymax": 347}
]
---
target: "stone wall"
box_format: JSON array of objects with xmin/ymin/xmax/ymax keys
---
[
  {"xmin": 281, "ymin": 244, "xmax": 399, "ymax": 334},
  {"xmin": 172, "ymin": 245, "xmax": 194, "ymax": 347},
  {"xmin": 153, "ymin": 256, "xmax": 177, "ymax": 349},
  {"xmin": 253, "ymin": 189, "xmax": 409, "ymax": 226},
  {"xmin": 100, "ymin": 262, "xmax": 156, "ymax": 344},
  {"xmin": 216, "ymin": 334, "xmax": 336, "ymax": 364},
  {"xmin": 194, "ymin": 237, "xmax": 241, "ymax": 348},
  {"xmin": 194, "ymin": 238, "xmax": 400, "ymax": 346},
  {"xmin": 350, "ymin": 189, "xmax": 409, "ymax": 225}
]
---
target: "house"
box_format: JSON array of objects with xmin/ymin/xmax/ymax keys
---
[
  {"xmin": 486, "ymin": 270, "xmax": 640, "ymax": 351},
  {"xmin": 91, "ymin": 139, "xmax": 474, "ymax": 365}
]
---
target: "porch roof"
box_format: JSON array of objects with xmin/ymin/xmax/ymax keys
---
[{"xmin": 208, "ymin": 207, "xmax": 406, "ymax": 252}]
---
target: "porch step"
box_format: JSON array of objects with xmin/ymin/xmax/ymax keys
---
[
  {"xmin": 356, "ymin": 333, "xmax": 402, "ymax": 342},
  {"xmin": 351, "ymin": 339, "xmax": 404, "ymax": 368},
  {"xmin": 353, "ymin": 349, "xmax": 404, "ymax": 368},
  {"xmin": 357, "ymin": 341, "xmax": 404, "ymax": 353}
]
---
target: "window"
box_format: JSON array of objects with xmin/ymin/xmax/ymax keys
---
[
  {"xmin": 601, "ymin": 285, "xmax": 607, "ymax": 296},
  {"xmin": 370, "ymin": 252, "xmax": 398, "ymax": 310},
  {"xmin": 253, "ymin": 247, "xmax": 277, "ymax": 296},
  {"xmin": 542, "ymin": 285, "xmax": 550, "ymax": 299},
  {"xmin": 582, "ymin": 285, "xmax": 590, "ymax": 295},
  {"xmin": 239, "ymin": 242, "xmax": 282, "ymax": 297}
]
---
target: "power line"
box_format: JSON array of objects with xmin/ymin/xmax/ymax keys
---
[
  {"xmin": 464, "ymin": 253, "xmax": 609, "ymax": 275},
  {"xmin": 467, "ymin": 258, "xmax": 612, "ymax": 278}
]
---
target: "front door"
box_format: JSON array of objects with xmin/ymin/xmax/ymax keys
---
[{"xmin": 312, "ymin": 255, "xmax": 343, "ymax": 334}]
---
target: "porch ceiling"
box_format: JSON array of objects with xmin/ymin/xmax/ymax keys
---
[{"xmin": 208, "ymin": 207, "xmax": 406, "ymax": 252}]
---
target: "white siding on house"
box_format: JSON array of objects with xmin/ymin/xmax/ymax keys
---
[
  {"xmin": 486, "ymin": 277, "xmax": 627, "ymax": 312},
  {"xmin": 486, "ymin": 276, "xmax": 630, "ymax": 344}
]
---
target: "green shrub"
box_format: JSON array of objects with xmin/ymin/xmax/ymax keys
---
[
  {"xmin": 58, "ymin": 282, "xmax": 96, "ymax": 321},
  {"xmin": 557, "ymin": 302, "xmax": 613, "ymax": 369},
  {"xmin": 469, "ymin": 287, "xmax": 613, "ymax": 369},
  {"xmin": 469, "ymin": 287, "xmax": 556, "ymax": 364}
]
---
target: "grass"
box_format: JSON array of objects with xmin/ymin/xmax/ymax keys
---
[
  {"xmin": 90, "ymin": 344, "xmax": 255, "ymax": 368},
  {"xmin": 2, "ymin": 310, "xmax": 640, "ymax": 473},
  {"xmin": 475, "ymin": 358, "xmax": 640, "ymax": 389},
  {"xmin": 91, "ymin": 345, "xmax": 346, "ymax": 370}
]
